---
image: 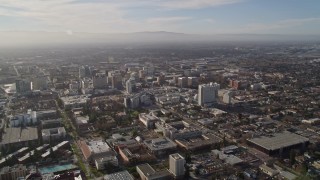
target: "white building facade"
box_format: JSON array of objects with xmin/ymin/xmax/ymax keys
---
[
  {"xmin": 198, "ymin": 82, "xmax": 220, "ymax": 106},
  {"xmin": 169, "ymin": 153, "xmax": 185, "ymax": 177}
]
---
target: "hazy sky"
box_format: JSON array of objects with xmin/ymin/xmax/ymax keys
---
[{"xmin": 0, "ymin": 0, "xmax": 320, "ymax": 34}]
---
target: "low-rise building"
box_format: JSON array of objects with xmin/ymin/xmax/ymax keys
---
[
  {"xmin": 9, "ymin": 110, "xmax": 37, "ymax": 127},
  {"xmin": 118, "ymin": 143, "xmax": 156, "ymax": 165},
  {"xmin": 18, "ymin": 144, "xmax": 49, "ymax": 163},
  {"xmin": 42, "ymin": 127, "xmax": 66, "ymax": 142},
  {"xmin": 104, "ymin": 170, "xmax": 134, "ymax": 180},
  {"xmin": 0, "ymin": 127, "xmax": 38, "ymax": 149},
  {"xmin": 136, "ymin": 163, "xmax": 172, "ymax": 180},
  {"xmin": 144, "ymin": 137, "xmax": 177, "ymax": 156},
  {"xmin": 259, "ymin": 164, "xmax": 279, "ymax": 177},
  {"xmin": 139, "ymin": 113, "xmax": 159, "ymax": 129},
  {"xmin": 175, "ymin": 134, "xmax": 222, "ymax": 151},
  {"xmin": 302, "ymin": 118, "xmax": 320, "ymax": 125},
  {"xmin": 60, "ymin": 95, "xmax": 89, "ymax": 109},
  {"xmin": 41, "ymin": 141, "xmax": 69, "ymax": 158},
  {"xmin": 124, "ymin": 92, "xmax": 153, "ymax": 109},
  {"xmin": 41, "ymin": 119, "xmax": 62, "ymax": 129},
  {"xmin": 0, "ymin": 164, "xmax": 28, "ymax": 180},
  {"xmin": 156, "ymin": 121, "xmax": 202, "ymax": 140},
  {"xmin": 78, "ymin": 140, "xmax": 118, "ymax": 169},
  {"xmin": 95, "ymin": 156, "xmax": 119, "ymax": 170},
  {"xmin": 197, "ymin": 118, "xmax": 213, "ymax": 126},
  {"xmin": 247, "ymin": 131, "xmax": 309, "ymax": 156},
  {"xmin": 36, "ymin": 110, "xmax": 58, "ymax": 120},
  {"xmin": 211, "ymin": 149, "xmax": 243, "ymax": 166},
  {"xmin": 75, "ymin": 115, "xmax": 91, "ymax": 133}
]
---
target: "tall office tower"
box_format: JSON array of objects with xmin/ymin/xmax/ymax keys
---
[
  {"xmin": 177, "ymin": 77, "xmax": 188, "ymax": 88},
  {"xmin": 172, "ymin": 76, "xmax": 179, "ymax": 85},
  {"xmin": 84, "ymin": 65, "xmax": 91, "ymax": 77},
  {"xmin": 79, "ymin": 65, "xmax": 92, "ymax": 78},
  {"xmin": 157, "ymin": 74, "xmax": 165, "ymax": 85},
  {"xmin": 188, "ymin": 77, "xmax": 199, "ymax": 88},
  {"xmin": 126, "ymin": 79, "xmax": 133, "ymax": 94},
  {"xmin": 198, "ymin": 82, "xmax": 220, "ymax": 106},
  {"xmin": 111, "ymin": 75, "xmax": 122, "ymax": 90},
  {"xmin": 139, "ymin": 70, "xmax": 145, "ymax": 79},
  {"xmin": 169, "ymin": 153, "xmax": 185, "ymax": 177},
  {"xmin": 223, "ymin": 91, "xmax": 234, "ymax": 104},
  {"xmin": 16, "ymin": 79, "xmax": 32, "ymax": 94},
  {"xmin": 32, "ymin": 76, "xmax": 48, "ymax": 90},
  {"xmin": 79, "ymin": 66, "xmax": 86, "ymax": 78},
  {"xmin": 93, "ymin": 74, "xmax": 108, "ymax": 89}
]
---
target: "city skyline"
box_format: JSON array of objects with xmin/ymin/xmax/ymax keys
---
[{"xmin": 0, "ymin": 0, "xmax": 320, "ymax": 35}]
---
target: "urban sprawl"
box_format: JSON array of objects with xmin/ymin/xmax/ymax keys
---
[{"xmin": 0, "ymin": 43, "xmax": 319, "ymax": 180}]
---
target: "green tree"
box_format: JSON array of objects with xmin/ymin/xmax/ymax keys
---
[
  {"xmin": 127, "ymin": 167, "xmax": 139, "ymax": 178},
  {"xmin": 212, "ymin": 172, "xmax": 220, "ymax": 180},
  {"xmin": 290, "ymin": 149, "xmax": 296, "ymax": 165},
  {"xmin": 184, "ymin": 152, "xmax": 192, "ymax": 163},
  {"xmin": 222, "ymin": 136, "xmax": 227, "ymax": 147},
  {"xmin": 184, "ymin": 164, "xmax": 190, "ymax": 179},
  {"xmin": 300, "ymin": 162, "xmax": 308, "ymax": 175},
  {"xmin": 104, "ymin": 162, "xmax": 118, "ymax": 174},
  {"xmin": 33, "ymin": 148, "xmax": 40, "ymax": 159},
  {"xmin": 195, "ymin": 168, "xmax": 200, "ymax": 175},
  {"xmin": 56, "ymin": 98, "xmax": 63, "ymax": 108},
  {"xmin": 89, "ymin": 112, "xmax": 98, "ymax": 123},
  {"xmin": 131, "ymin": 129, "xmax": 138, "ymax": 137},
  {"xmin": 130, "ymin": 111, "xmax": 139, "ymax": 119},
  {"xmin": 237, "ymin": 172, "xmax": 245, "ymax": 179},
  {"xmin": 82, "ymin": 103, "xmax": 90, "ymax": 115},
  {"xmin": 50, "ymin": 147, "xmax": 56, "ymax": 159}
]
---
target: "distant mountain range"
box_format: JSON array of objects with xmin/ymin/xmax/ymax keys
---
[{"xmin": 0, "ymin": 31, "xmax": 319, "ymax": 47}]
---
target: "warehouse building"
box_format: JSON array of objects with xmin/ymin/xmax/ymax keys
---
[{"xmin": 247, "ymin": 131, "xmax": 309, "ymax": 156}]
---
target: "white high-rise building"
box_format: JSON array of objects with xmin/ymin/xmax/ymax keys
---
[
  {"xmin": 223, "ymin": 91, "xmax": 233, "ymax": 104},
  {"xmin": 126, "ymin": 80, "xmax": 133, "ymax": 94},
  {"xmin": 169, "ymin": 153, "xmax": 185, "ymax": 177},
  {"xmin": 198, "ymin": 82, "xmax": 220, "ymax": 106}
]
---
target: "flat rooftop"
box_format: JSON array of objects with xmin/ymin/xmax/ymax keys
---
[
  {"xmin": 104, "ymin": 170, "xmax": 134, "ymax": 180},
  {"xmin": 212, "ymin": 149, "xmax": 243, "ymax": 165},
  {"xmin": 170, "ymin": 153, "xmax": 184, "ymax": 160},
  {"xmin": 137, "ymin": 163, "xmax": 171, "ymax": 179},
  {"xmin": 0, "ymin": 127, "xmax": 38, "ymax": 145},
  {"xmin": 42, "ymin": 127, "xmax": 66, "ymax": 136},
  {"xmin": 88, "ymin": 140, "xmax": 111, "ymax": 154},
  {"xmin": 137, "ymin": 163, "xmax": 155, "ymax": 175},
  {"xmin": 144, "ymin": 137, "xmax": 177, "ymax": 151},
  {"xmin": 41, "ymin": 118, "xmax": 62, "ymax": 124},
  {"xmin": 248, "ymin": 131, "xmax": 309, "ymax": 151},
  {"xmin": 76, "ymin": 116, "xmax": 89, "ymax": 124},
  {"xmin": 60, "ymin": 95, "xmax": 89, "ymax": 105}
]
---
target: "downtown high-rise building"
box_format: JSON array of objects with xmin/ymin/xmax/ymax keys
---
[
  {"xmin": 169, "ymin": 153, "xmax": 185, "ymax": 177},
  {"xmin": 198, "ymin": 82, "xmax": 220, "ymax": 106},
  {"xmin": 16, "ymin": 79, "xmax": 32, "ymax": 94},
  {"xmin": 126, "ymin": 79, "xmax": 135, "ymax": 94}
]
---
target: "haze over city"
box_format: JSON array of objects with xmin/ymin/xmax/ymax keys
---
[
  {"xmin": 1, "ymin": 0, "xmax": 320, "ymax": 47},
  {"xmin": 0, "ymin": 1, "xmax": 320, "ymax": 180}
]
